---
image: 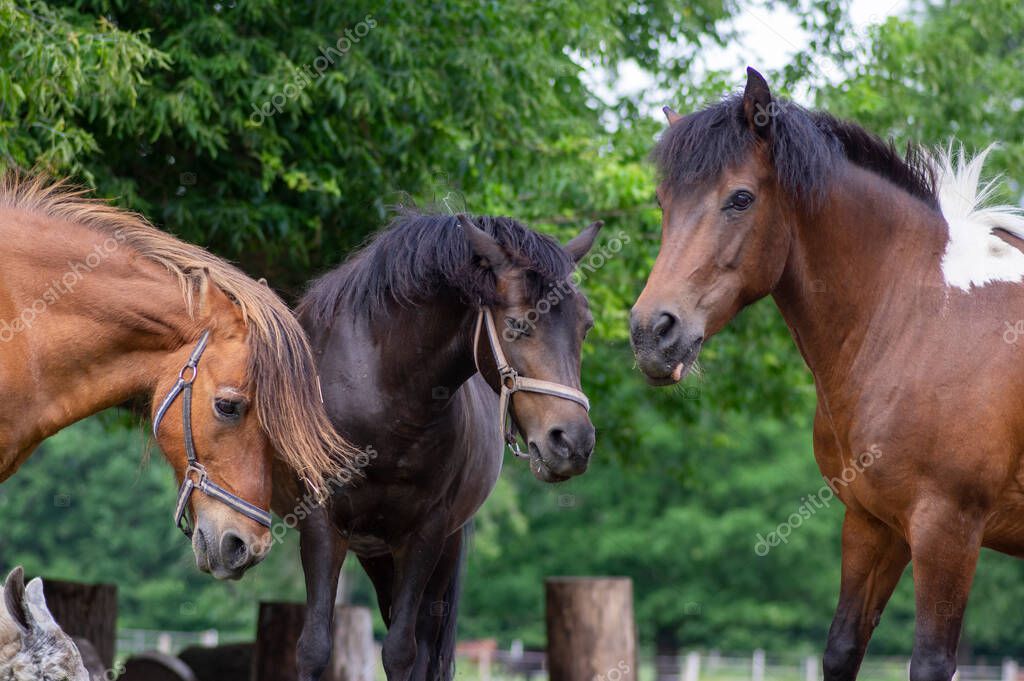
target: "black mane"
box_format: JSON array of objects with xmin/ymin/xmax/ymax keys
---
[
  {"xmin": 299, "ymin": 212, "xmax": 574, "ymax": 321},
  {"xmin": 651, "ymin": 94, "xmax": 938, "ymax": 210}
]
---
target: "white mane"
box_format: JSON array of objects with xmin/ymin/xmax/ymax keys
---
[{"xmin": 937, "ymin": 144, "xmax": 1024, "ymax": 290}]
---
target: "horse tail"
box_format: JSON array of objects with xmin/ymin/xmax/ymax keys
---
[{"xmin": 431, "ymin": 524, "xmax": 470, "ymax": 681}]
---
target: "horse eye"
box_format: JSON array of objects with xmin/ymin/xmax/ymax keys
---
[
  {"xmin": 214, "ymin": 398, "xmax": 244, "ymax": 421},
  {"xmin": 504, "ymin": 317, "xmax": 531, "ymax": 339},
  {"xmin": 726, "ymin": 190, "xmax": 755, "ymax": 211}
]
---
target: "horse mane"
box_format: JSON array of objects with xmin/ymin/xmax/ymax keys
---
[
  {"xmin": 652, "ymin": 93, "xmax": 939, "ymax": 210},
  {"xmin": 299, "ymin": 211, "xmax": 575, "ymax": 322},
  {"xmin": 0, "ymin": 172, "xmax": 358, "ymax": 496}
]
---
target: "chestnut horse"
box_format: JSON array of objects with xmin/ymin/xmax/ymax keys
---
[
  {"xmin": 631, "ymin": 68, "xmax": 1024, "ymax": 681},
  {"xmin": 0, "ymin": 174, "xmax": 355, "ymax": 580},
  {"xmin": 291, "ymin": 213, "xmax": 600, "ymax": 681}
]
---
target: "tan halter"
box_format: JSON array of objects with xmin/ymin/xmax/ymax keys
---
[{"xmin": 473, "ymin": 307, "xmax": 590, "ymax": 458}]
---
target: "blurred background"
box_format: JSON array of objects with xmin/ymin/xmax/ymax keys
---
[{"xmin": 1, "ymin": 0, "xmax": 1023, "ymax": 675}]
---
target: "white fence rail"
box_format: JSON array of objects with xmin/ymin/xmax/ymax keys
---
[
  {"xmin": 115, "ymin": 633, "xmax": 1022, "ymax": 681},
  {"xmin": 653, "ymin": 651, "xmax": 1019, "ymax": 681}
]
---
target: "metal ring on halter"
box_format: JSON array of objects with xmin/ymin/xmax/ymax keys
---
[
  {"xmin": 153, "ymin": 330, "xmax": 273, "ymax": 538},
  {"xmin": 472, "ymin": 307, "xmax": 591, "ymax": 458}
]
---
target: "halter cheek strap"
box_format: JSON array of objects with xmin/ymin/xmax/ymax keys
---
[
  {"xmin": 473, "ymin": 307, "xmax": 590, "ymax": 458},
  {"xmin": 153, "ymin": 330, "xmax": 273, "ymax": 537}
]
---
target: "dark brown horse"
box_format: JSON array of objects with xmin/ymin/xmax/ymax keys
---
[
  {"xmin": 0, "ymin": 174, "xmax": 355, "ymax": 580},
  {"xmin": 289, "ymin": 212, "xmax": 601, "ymax": 681},
  {"xmin": 630, "ymin": 68, "xmax": 1024, "ymax": 681}
]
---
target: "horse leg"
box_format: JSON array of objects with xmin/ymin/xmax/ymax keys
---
[
  {"xmin": 381, "ymin": 514, "xmax": 448, "ymax": 681},
  {"xmin": 358, "ymin": 552, "xmax": 396, "ymax": 627},
  {"xmin": 906, "ymin": 501, "xmax": 985, "ymax": 681},
  {"xmin": 411, "ymin": 530, "xmax": 464, "ymax": 681},
  {"xmin": 823, "ymin": 510, "xmax": 910, "ymax": 681},
  {"xmin": 296, "ymin": 506, "xmax": 349, "ymax": 681}
]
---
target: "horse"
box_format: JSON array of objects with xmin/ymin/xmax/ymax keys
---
[
  {"xmin": 0, "ymin": 173, "xmax": 356, "ymax": 580},
  {"xmin": 289, "ymin": 212, "xmax": 602, "ymax": 681},
  {"xmin": 629, "ymin": 67, "xmax": 1024, "ymax": 681},
  {"xmin": 0, "ymin": 566, "xmax": 101, "ymax": 681}
]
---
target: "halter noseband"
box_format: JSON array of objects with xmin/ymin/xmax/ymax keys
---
[
  {"xmin": 152, "ymin": 330, "xmax": 273, "ymax": 537},
  {"xmin": 473, "ymin": 307, "xmax": 590, "ymax": 458}
]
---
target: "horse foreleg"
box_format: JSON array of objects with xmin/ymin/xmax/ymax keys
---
[
  {"xmin": 823, "ymin": 510, "xmax": 909, "ymax": 681},
  {"xmin": 907, "ymin": 500, "xmax": 985, "ymax": 681},
  {"xmin": 411, "ymin": 530, "xmax": 464, "ymax": 681},
  {"xmin": 381, "ymin": 513, "xmax": 448, "ymax": 681},
  {"xmin": 358, "ymin": 552, "xmax": 396, "ymax": 627},
  {"xmin": 296, "ymin": 505, "xmax": 349, "ymax": 681}
]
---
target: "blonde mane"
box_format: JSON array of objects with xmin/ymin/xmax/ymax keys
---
[{"xmin": 0, "ymin": 172, "xmax": 359, "ymax": 497}]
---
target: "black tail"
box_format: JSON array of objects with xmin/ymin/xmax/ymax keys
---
[{"xmin": 430, "ymin": 525, "xmax": 469, "ymax": 681}]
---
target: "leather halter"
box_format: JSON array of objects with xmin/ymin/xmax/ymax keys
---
[
  {"xmin": 152, "ymin": 330, "xmax": 273, "ymax": 537},
  {"xmin": 473, "ymin": 307, "xmax": 590, "ymax": 458}
]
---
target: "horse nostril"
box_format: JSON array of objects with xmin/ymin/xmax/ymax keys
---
[
  {"xmin": 652, "ymin": 311, "xmax": 678, "ymax": 339},
  {"xmin": 220, "ymin": 531, "xmax": 251, "ymax": 570},
  {"xmin": 547, "ymin": 425, "xmax": 595, "ymax": 460},
  {"xmin": 548, "ymin": 428, "xmax": 569, "ymax": 455}
]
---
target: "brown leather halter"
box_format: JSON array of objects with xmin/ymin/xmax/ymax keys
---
[
  {"xmin": 473, "ymin": 307, "xmax": 590, "ymax": 458},
  {"xmin": 152, "ymin": 330, "xmax": 273, "ymax": 537}
]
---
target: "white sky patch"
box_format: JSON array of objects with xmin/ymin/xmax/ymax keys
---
[{"xmin": 582, "ymin": 0, "xmax": 910, "ymax": 116}]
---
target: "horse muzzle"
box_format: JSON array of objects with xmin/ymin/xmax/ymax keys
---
[
  {"xmin": 630, "ymin": 306, "xmax": 704, "ymax": 386},
  {"xmin": 192, "ymin": 517, "xmax": 269, "ymax": 581},
  {"xmin": 528, "ymin": 418, "xmax": 595, "ymax": 482}
]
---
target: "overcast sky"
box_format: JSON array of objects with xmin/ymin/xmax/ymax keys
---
[{"xmin": 588, "ymin": 0, "xmax": 912, "ymax": 111}]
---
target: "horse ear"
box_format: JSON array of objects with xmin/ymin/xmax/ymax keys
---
[
  {"xmin": 196, "ymin": 267, "xmax": 214, "ymax": 317},
  {"xmin": 457, "ymin": 214, "xmax": 509, "ymax": 271},
  {"xmin": 742, "ymin": 66, "xmax": 773, "ymax": 139},
  {"xmin": 3, "ymin": 567, "xmax": 31, "ymax": 635},
  {"xmin": 663, "ymin": 106, "xmax": 682, "ymax": 126},
  {"xmin": 23, "ymin": 578, "xmax": 61, "ymax": 633},
  {"xmin": 564, "ymin": 221, "xmax": 604, "ymax": 264}
]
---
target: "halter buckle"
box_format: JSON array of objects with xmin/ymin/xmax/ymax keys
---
[
  {"xmin": 178, "ymin": 363, "xmax": 198, "ymax": 384},
  {"xmin": 185, "ymin": 462, "xmax": 208, "ymax": 485}
]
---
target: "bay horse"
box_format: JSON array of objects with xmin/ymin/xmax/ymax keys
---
[
  {"xmin": 0, "ymin": 174, "xmax": 355, "ymax": 580},
  {"xmin": 630, "ymin": 68, "xmax": 1024, "ymax": 681},
  {"xmin": 291, "ymin": 212, "xmax": 601, "ymax": 681}
]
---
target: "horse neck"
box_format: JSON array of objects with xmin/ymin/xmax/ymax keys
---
[
  {"xmin": 0, "ymin": 213, "xmax": 202, "ymax": 456},
  {"xmin": 771, "ymin": 163, "xmax": 947, "ymax": 395},
  {"xmin": 373, "ymin": 292, "xmax": 479, "ymax": 417}
]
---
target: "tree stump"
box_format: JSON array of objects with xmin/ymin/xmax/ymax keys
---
[
  {"xmin": 545, "ymin": 577, "xmax": 636, "ymax": 681},
  {"xmin": 253, "ymin": 602, "xmax": 306, "ymax": 681},
  {"xmin": 324, "ymin": 606, "xmax": 375, "ymax": 681},
  {"xmin": 121, "ymin": 652, "xmax": 198, "ymax": 681},
  {"xmin": 41, "ymin": 578, "xmax": 117, "ymax": 670},
  {"xmin": 179, "ymin": 643, "xmax": 253, "ymax": 681}
]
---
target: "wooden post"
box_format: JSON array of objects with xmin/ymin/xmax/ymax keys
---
[
  {"xmin": 252, "ymin": 602, "xmax": 306, "ymax": 681},
  {"xmin": 752, "ymin": 650, "xmax": 766, "ymax": 681},
  {"xmin": 683, "ymin": 652, "xmax": 701, "ymax": 681},
  {"xmin": 179, "ymin": 643, "xmax": 253, "ymax": 681},
  {"xmin": 324, "ymin": 605, "xmax": 375, "ymax": 681},
  {"xmin": 121, "ymin": 652, "xmax": 197, "ymax": 681},
  {"xmin": 803, "ymin": 655, "xmax": 817, "ymax": 681},
  {"xmin": 41, "ymin": 578, "xmax": 117, "ymax": 670},
  {"xmin": 545, "ymin": 577, "xmax": 636, "ymax": 681}
]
